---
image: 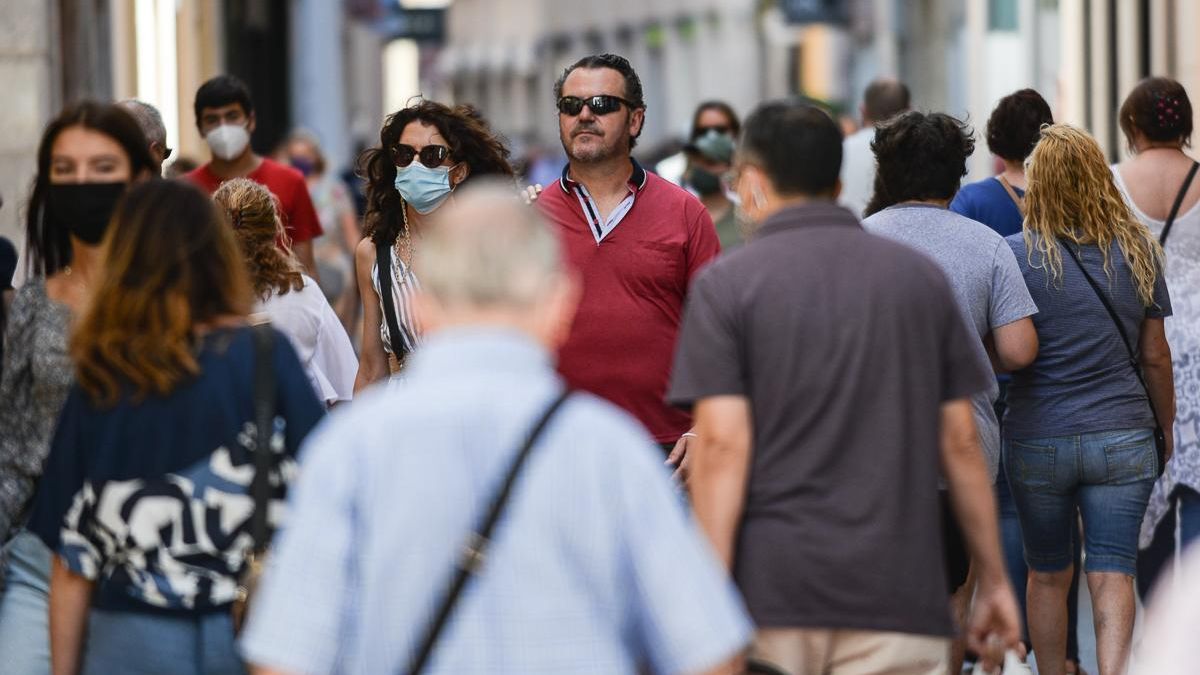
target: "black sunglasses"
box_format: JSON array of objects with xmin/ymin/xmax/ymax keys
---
[
  {"xmin": 557, "ymin": 95, "xmax": 637, "ymax": 117},
  {"xmin": 391, "ymin": 144, "xmax": 450, "ymax": 168},
  {"xmin": 693, "ymin": 125, "xmax": 731, "ymax": 138}
]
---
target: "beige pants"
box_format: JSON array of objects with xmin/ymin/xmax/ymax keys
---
[{"xmin": 751, "ymin": 627, "xmax": 951, "ymax": 675}]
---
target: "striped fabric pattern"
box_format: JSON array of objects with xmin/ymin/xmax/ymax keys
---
[{"xmin": 371, "ymin": 246, "xmax": 421, "ymax": 356}]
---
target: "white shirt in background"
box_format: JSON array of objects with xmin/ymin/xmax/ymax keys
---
[
  {"xmin": 839, "ymin": 126, "xmax": 876, "ymax": 218},
  {"xmin": 256, "ymin": 275, "xmax": 357, "ymax": 404}
]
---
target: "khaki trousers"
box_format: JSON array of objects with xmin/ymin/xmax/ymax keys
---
[{"xmin": 751, "ymin": 627, "xmax": 950, "ymax": 675}]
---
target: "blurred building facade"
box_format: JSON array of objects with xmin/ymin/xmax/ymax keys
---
[{"xmin": 0, "ymin": 0, "xmax": 388, "ymax": 252}]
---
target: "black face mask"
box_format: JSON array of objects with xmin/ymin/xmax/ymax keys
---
[{"xmin": 45, "ymin": 182, "xmax": 127, "ymax": 245}]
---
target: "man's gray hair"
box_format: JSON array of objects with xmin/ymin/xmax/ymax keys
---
[
  {"xmin": 118, "ymin": 99, "xmax": 167, "ymax": 147},
  {"xmin": 417, "ymin": 181, "xmax": 562, "ymax": 310}
]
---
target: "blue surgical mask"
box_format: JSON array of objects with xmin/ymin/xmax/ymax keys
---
[{"xmin": 394, "ymin": 163, "xmax": 457, "ymax": 214}]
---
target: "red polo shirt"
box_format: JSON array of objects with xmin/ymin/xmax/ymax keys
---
[
  {"xmin": 538, "ymin": 159, "xmax": 720, "ymax": 442},
  {"xmin": 184, "ymin": 158, "xmax": 323, "ymax": 244}
]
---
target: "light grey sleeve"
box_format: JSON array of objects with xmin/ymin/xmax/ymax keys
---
[{"xmin": 990, "ymin": 238, "xmax": 1039, "ymax": 328}]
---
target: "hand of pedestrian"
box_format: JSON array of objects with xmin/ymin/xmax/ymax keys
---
[
  {"xmin": 667, "ymin": 431, "xmax": 696, "ymax": 483},
  {"xmin": 521, "ymin": 183, "xmax": 544, "ymax": 204},
  {"xmin": 966, "ymin": 579, "xmax": 1022, "ymax": 672},
  {"xmin": 1164, "ymin": 428, "xmax": 1175, "ymax": 465}
]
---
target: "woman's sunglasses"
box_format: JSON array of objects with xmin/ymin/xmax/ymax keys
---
[
  {"xmin": 391, "ymin": 144, "xmax": 450, "ymax": 168},
  {"xmin": 557, "ymin": 95, "xmax": 636, "ymax": 117}
]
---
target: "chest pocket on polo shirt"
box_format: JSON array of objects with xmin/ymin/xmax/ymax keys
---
[{"xmin": 616, "ymin": 239, "xmax": 684, "ymax": 291}]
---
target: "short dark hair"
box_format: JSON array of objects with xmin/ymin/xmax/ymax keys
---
[
  {"xmin": 866, "ymin": 111, "xmax": 975, "ymax": 216},
  {"xmin": 554, "ymin": 53, "xmax": 645, "ymax": 148},
  {"xmin": 740, "ymin": 100, "xmax": 843, "ymax": 197},
  {"xmin": 862, "ymin": 79, "xmax": 911, "ymax": 124},
  {"xmin": 193, "ymin": 75, "xmax": 254, "ymax": 126},
  {"xmin": 691, "ymin": 100, "xmax": 741, "ymax": 140},
  {"xmin": 1119, "ymin": 76, "xmax": 1193, "ymax": 148},
  {"xmin": 986, "ymin": 89, "xmax": 1053, "ymax": 161}
]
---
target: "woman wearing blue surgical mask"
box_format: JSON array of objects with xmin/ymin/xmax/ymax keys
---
[
  {"xmin": 353, "ymin": 101, "xmax": 514, "ymax": 390},
  {"xmin": 0, "ymin": 100, "xmax": 154, "ymax": 674}
]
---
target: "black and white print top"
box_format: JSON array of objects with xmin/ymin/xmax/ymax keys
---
[{"xmin": 28, "ymin": 326, "xmax": 324, "ymax": 614}]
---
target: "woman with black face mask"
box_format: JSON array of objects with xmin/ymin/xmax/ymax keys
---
[{"xmin": 0, "ymin": 100, "xmax": 153, "ymax": 672}]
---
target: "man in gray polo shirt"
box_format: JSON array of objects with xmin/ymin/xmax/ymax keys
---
[{"xmin": 669, "ymin": 101, "xmax": 1021, "ymax": 673}]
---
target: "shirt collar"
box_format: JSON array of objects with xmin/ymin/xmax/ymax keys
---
[
  {"xmin": 559, "ymin": 157, "xmax": 648, "ymax": 194},
  {"xmin": 405, "ymin": 326, "xmax": 554, "ymax": 380},
  {"xmin": 755, "ymin": 201, "xmax": 862, "ymax": 238}
]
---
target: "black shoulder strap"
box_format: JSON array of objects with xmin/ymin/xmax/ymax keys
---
[
  {"xmin": 375, "ymin": 240, "xmax": 408, "ymax": 360},
  {"xmin": 405, "ymin": 390, "xmax": 572, "ymax": 675},
  {"xmin": 1058, "ymin": 240, "xmax": 1160, "ymax": 425},
  {"xmin": 250, "ymin": 323, "xmax": 277, "ymax": 552},
  {"xmin": 1160, "ymin": 161, "xmax": 1199, "ymax": 246}
]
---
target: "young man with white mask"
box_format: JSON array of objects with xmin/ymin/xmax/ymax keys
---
[{"xmin": 184, "ymin": 75, "xmax": 322, "ymax": 278}]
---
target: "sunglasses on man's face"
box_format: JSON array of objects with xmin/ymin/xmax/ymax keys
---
[
  {"xmin": 557, "ymin": 95, "xmax": 636, "ymax": 117},
  {"xmin": 391, "ymin": 144, "xmax": 450, "ymax": 168}
]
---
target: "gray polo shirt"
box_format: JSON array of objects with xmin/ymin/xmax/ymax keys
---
[{"xmin": 669, "ymin": 202, "xmax": 991, "ymax": 637}]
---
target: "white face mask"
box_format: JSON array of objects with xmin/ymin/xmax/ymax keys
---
[{"xmin": 205, "ymin": 124, "xmax": 251, "ymax": 161}]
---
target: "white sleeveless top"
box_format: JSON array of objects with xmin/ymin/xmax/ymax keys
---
[
  {"xmin": 370, "ymin": 245, "xmax": 421, "ymax": 358},
  {"xmin": 1112, "ymin": 166, "xmax": 1200, "ymax": 545}
]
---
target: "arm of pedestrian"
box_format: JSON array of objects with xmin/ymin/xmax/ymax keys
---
[
  {"xmin": 989, "ymin": 317, "xmax": 1038, "ymax": 373},
  {"xmin": 293, "ymin": 240, "xmax": 320, "ymax": 285},
  {"xmin": 48, "ymin": 556, "xmax": 94, "ymax": 675},
  {"xmin": 667, "ymin": 429, "xmax": 696, "ymax": 479},
  {"xmin": 938, "ymin": 398, "xmax": 1022, "ymax": 667},
  {"xmin": 353, "ymin": 238, "xmax": 389, "ymax": 393},
  {"xmin": 249, "ymin": 667, "xmax": 298, "ymax": 675},
  {"xmin": 1139, "ymin": 317, "xmax": 1176, "ymax": 462},
  {"xmin": 688, "ymin": 396, "xmax": 753, "ymax": 570},
  {"xmin": 521, "ymin": 183, "xmax": 543, "ymax": 204}
]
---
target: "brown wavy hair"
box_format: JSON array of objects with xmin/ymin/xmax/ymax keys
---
[
  {"xmin": 1024, "ymin": 124, "xmax": 1164, "ymax": 307},
  {"xmin": 212, "ymin": 178, "xmax": 305, "ymax": 300},
  {"xmin": 360, "ymin": 100, "xmax": 514, "ymax": 246},
  {"xmin": 72, "ymin": 180, "xmax": 253, "ymax": 404}
]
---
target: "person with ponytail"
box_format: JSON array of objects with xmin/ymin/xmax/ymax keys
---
[
  {"xmin": 213, "ymin": 178, "xmax": 357, "ymax": 406},
  {"xmin": 353, "ymin": 101, "xmax": 514, "ymax": 390},
  {"xmin": 1005, "ymin": 124, "xmax": 1175, "ymax": 675},
  {"xmin": 1111, "ymin": 77, "xmax": 1200, "ymax": 597}
]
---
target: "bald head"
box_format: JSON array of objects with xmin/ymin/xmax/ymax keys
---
[
  {"xmin": 862, "ymin": 79, "xmax": 911, "ymax": 126},
  {"xmin": 417, "ymin": 182, "xmax": 564, "ymax": 312}
]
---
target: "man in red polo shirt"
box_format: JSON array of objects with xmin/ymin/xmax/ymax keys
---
[
  {"xmin": 183, "ymin": 75, "xmax": 322, "ymax": 278},
  {"xmin": 537, "ymin": 53, "xmax": 720, "ymax": 453}
]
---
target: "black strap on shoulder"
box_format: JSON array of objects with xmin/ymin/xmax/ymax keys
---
[
  {"xmin": 250, "ymin": 323, "xmax": 277, "ymax": 552},
  {"xmin": 376, "ymin": 239, "xmax": 408, "ymax": 360},
  {"xmin": 1160, "ymin": 161, "xmax": 1199, "ymax": 246},
  {"xmin": 405, "ymin": 390, "xmax": 573, "ymax": 675},
  {"xmin": 1058, "ymin": 240, "xmax": 1161, "ymax": 426}
]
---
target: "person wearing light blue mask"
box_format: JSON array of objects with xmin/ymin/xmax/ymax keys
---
[{"xmin": 353, "ymin": 101, "xmax": 515, "ymax": 390}]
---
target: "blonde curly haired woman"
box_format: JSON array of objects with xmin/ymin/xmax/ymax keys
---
[
  {"xmin": 1003, "ymin": 124, "xmax": 1175, "ymax": 675},
  {"xmin": 213, "ymin": 178, "xmax": 358, "ymax": 405}
]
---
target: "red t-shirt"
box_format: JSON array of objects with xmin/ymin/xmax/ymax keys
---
[
  {"xmin": 184, "ymin": 158, "xmax": 323, "ymax": 244},
  {"xmin": 537, "ymin": 161, "xmax": 720, "ymax": 443}
]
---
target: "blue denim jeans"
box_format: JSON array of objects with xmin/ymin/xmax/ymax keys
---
[
  {"xmin": 0, "ymin": 531, "xmax": 52, "ymax": 675},
  {"xmin": 1005, "ymin": 427, "xmax": 1158, "ymax": 576},
  {"xmin": 82, "ymin": 609, "xmax": 245, "ymax": 675}
]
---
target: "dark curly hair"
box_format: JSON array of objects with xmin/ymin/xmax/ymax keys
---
[
  {"xmin": 865, "ymin": 111, "xmax": 975, "ymax": 216},
  {"xmin": 360, "ymin": 100, "xmax": 514, "ymax": 246},
  {"xmin": 986, "ymin": 89, "xmax": 1053, "ymax": 161},
  {"xmin": 1119, "ymin": 77, "xmax": 1193, "ymax": 148}
]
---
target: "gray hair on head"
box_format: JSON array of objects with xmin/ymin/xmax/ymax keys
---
[
  {"xmin": 416, "ymin": 180, "xmax": 562, "ymax": 310},
  {"xmin": 118, "ymin": 99, "xmax": 167, "ymax": 147}
]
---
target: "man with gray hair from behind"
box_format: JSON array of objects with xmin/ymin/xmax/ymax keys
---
[
  {"xmin": 118, "ymin": 99, "xmax": 171, "ymax": 174},
  {"xmin": 240, "ymin": 181, "xmax": 752, "ymax": 675}
]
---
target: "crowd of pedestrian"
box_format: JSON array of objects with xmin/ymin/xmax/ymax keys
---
[{"xmin": 0, "ymin": 51, "xmax": 1197, "ymax": 675}]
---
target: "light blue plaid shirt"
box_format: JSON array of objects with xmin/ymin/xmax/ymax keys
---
[{"xmin": 240, "ymin": 328, "xmax": 751, "ymax": 674}]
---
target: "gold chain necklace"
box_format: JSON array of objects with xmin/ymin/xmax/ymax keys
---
[{"xmin": 393, "ymin": 200, "xmax": 415, "ymax": 267}]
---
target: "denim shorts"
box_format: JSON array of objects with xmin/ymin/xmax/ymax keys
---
[{"xmin": 1004, "ymin": 427, "xmax": 1157, "ymax": 576}]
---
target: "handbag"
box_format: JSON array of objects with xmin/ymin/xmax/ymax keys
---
[
  {"xmin": 232, "ymin": 323, "xmax": 277, "ymax": 633},
  {"xmin": 1158, "ymin": 160, "xmax": 1199, "ymax": 246},
  {"xmin": 404, "ymin": 389, "xmax": 572, "ymax": 675},
  {"xmin": 1058, "ymin": 240, "xmax": 1167, "ymax": 477}
]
